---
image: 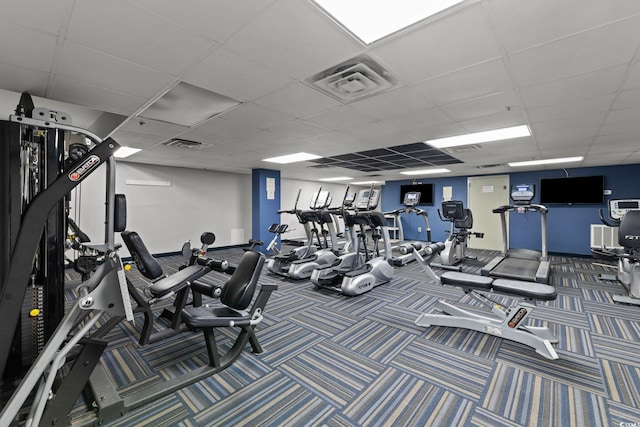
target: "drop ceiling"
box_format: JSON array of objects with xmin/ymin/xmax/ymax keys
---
[{"xmin": 0, "ymin": 0, "xmax": 639, "ymax": 182}]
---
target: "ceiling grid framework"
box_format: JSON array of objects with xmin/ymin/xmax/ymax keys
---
[{"xmin": 0, "ymin": 0, "xmax": 640, "ymax": 179}]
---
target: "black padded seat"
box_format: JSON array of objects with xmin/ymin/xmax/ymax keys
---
[
  {"xmin": 441, "ymin": 271, "xmax": 493, "ymax": 290},
  {"xmin": 121, "ymin": 231, "xmax": 163, "ymax": 280},
  {"xmin": 181, "ymin": 306, "xmax": 250, "ymax": 328},
  {"xmin": 492, "ymin": 279, "xmax": 557, "ymax": 301},
  {"xmin": 148, "ymin": 264, "xmax": 208, "ymax": 298}
]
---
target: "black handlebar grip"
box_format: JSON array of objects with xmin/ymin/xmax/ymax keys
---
[{"xmin": 197, "ymin": 257, "xmax": 229, "ymax": 272}]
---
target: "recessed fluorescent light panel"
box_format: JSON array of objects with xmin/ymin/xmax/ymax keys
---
[
  {"xmin": 263, "ymin": 152, "xmax": 322, "ymax": 164},
  {"xmin": 400, "ymin": 168, "xmax": 450, "ymax": 176},
  {"xmin": 352, "ymin": 180, "xmax": 384, "ymax": 185},
  {"xmin": 114, "ymin": 146, "xmax": 142, "ymax": 158},
  {"xmin": 425, "ymin": 125, "xmax": 531, "ymax": 149},
  {"xmin": 318, "ymin": 177, "xmax": 353, "ymax": 182},
  {"xmin": 508, "ymin": 156, "xmax": 584, "ymax": 167},
  {"xmin": 314, "ymin": 0, "xmax": 465, "ymax": 44},
  {"xmin": 139, "ymin": 82, "xmax": 240, "ymax": 127}
]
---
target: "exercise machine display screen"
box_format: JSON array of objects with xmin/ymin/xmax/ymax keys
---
[
  {"xmin": 356, "ymin": 189, "xmax": 380, "ymax": 210},
  {"xmin": 403, "ymin": 191, "xmax": 420, "ymax": 207},
  {"xmin": 441, "ymin": 200, "xmax": 464, "ymax": 220},
  {"xmin": 311, "ymin": 190, "xmax": 331, "ymax": 209},
  {"xmin": 609, "ymin": 199, "xmax": 640, "ymax": 220},
  {"xmin": 511, "ymin": 184, "xmax": 535, "ymax": 203}
]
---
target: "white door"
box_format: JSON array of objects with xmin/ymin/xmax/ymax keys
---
[{"xmin": 467, "ymin": 175, "xmax": 510, "ymax": 251}]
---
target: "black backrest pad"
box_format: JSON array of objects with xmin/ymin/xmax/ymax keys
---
[
  {"xmin": 121, "ymin": 231, "xmax": 164, "ymax": 280},
  {"xmin": 454, "ymin": 209, "xmax": 473, "ymax": 230},
  {"xmin": 220, "ymin": 250, "xmax": 265, "ymax": 310},
  {"xmin": 114, "ymin": 194, "xmax": 127, "ymax": 232},
  {"xmin": 619, "ymin": 210, "xmax": 640, "ymax": 248}
]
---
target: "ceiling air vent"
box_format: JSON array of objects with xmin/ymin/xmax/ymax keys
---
[
  {"xmin": 442, "ymin": 144, "xmax": 484, "ymax": 154},
  {"xmin": 476, "ymin": 164, "xmax": 505, "ymax": 169},
  {"xmin": 306, "ymin": 55, "xmax": 397, "ymax": 102},
  {"xmin": 162, "ymin": 138, "xmax": 203, "ymax": 149}
]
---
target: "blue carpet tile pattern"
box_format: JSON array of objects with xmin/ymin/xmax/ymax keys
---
[{"xmin": 19, "ymin": 247, "xmax": 640, "ymax": 426}]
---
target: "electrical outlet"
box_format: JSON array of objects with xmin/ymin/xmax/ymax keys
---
[{"xmin": 418, "ymin": 227, "xmax": 422, "ymax": 233}]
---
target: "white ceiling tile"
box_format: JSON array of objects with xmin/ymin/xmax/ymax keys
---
[
  {"xmin": 134, "ymin": 0, "xmax": 270, "ymax": 42},
  {"xmin": 110, "ymin": 129, "xmax": 168, "ymax": 148},
  {"xmin": 0, "ymin": 63, "xmax": 49, "ymax": 97},
  {"xmin": 223, "ymin": 0, "xmax": 363, "ymax": 80},
  {"xmin": 56, "ymin": 42, "xmax": 174, "ymax": 98},
  {"xmin": 384, "ymin": 108, "xmax": 452, "ymax": 132},
  {"xmin": 460, "ymin": 110, "xmax": 527, "ymax": 133},
  {"xmin": 0, "ymin": 0, "xmax": 75, "ymax": 36},
  {"xmin": 371, "ymin": 3, "xmax": 502, "ymax": 83},
  {"xmin": 527, "ymin": 94, "xmax": 615, "ymax": 123},
  {"xmin": 489, "ymin": 0, "xmax": 640, "ymax": 53},
  {"xmin": 508, "ymin": 17, "xmax": 640, "ymax": 87},
  {"xmin": 303, "ymin": 132, "xmax": 366, "ymax": 150},
  {"xmin": 268, "ymin": 120, "xmax": 330, "ymax": 140},
  {"xmin": 413, "ymin": 59, "xmax": 513, "ymax": 106},
  {"xmin": 254, "ymin": 82, "xmax": 341, "ymax": 118},
  {"xmin": 49, "ymin": 76, "xmax": 148, "ymax": 115},
  {"xmin": 0, "ymin": 22, "xmax": 57, "ymax": 72},
  {"xmin": 624, "ymin": 60, "xmax": 640, "ymax": 90},
  {"xmin": 218, "ymin": 102, "xmax": 295, "ymax": 129},
  {"xmin": 341, "ymin": 121, "xmax": 415, "ymax": 145},
  {"xmin": 193, "ymin": 116, "xmax": 262, "ymax": 139},
  {"xmin": 304, "ymin": 106, "xmax": 377, "ymax": 131},
  {"xmin": 403, "ymin": 122, "xmax": 465, "ymax": 141},
  {"xmin": 535, "ymin": 129, "xmax": 599, "ymax": 147},
  {"xmin": 239, "ymin": 130, "xmax": 295, "ymax": 148},
  {"xmin": 183, "ymin": 47, "xmax": 291, "ymax": 102},
  {"xmin": 348, "ymin": 87, "xmax": 434, "ymax": 120},
  {"xmin": 594, "ymin": 132, "xmax": 639, "ymax": 146},
  {"xmin": 439, "ymin": 91, "xmax": 521, "ymax": 122},
  {"xmin": 530, "ymin": 113, "xmax": 606, "ymax": 134},
  {"xmin": 611, "ymin": 87, "xmax": 640, "ymax": 110},
  {"xmin": 66, "ymin": 0, "xmax": 213, "ymax": 76},
  {"xmin": 519, "ymin": 66, "xmax": 627, "ymax": 108},
  {"xmin": 120, "ymin": 117, "xmax": 189, "ymax": 137}
]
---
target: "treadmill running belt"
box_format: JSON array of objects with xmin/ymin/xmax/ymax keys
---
[{"xmin": 490, "ymin": 257, "xmax": 539, "ymax": 281}]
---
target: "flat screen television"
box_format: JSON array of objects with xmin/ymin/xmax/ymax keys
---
[
  {"xmin": 399, "ymin": 183, "xmax": 434, "ymax": 205},
  {"xmin": 539, "ymin": 175, "xmax": 605, "ymax": 205}
]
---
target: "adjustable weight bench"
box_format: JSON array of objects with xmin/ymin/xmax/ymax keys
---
[
  {"xmin": 414, "ymin": 244, "xmax": 559, "ymax": 360},
  {"xmin": 121, "ymin": 230, "xmax": 229, "ymax": 345}
]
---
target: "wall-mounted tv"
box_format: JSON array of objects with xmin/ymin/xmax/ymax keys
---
[
  {"xmin": 539, "ymin": 175, "xmax": 605, "ymax": 205},
  {"xmin": 399, "ymin": 183, "xmax": 434, "ymax": 205}
]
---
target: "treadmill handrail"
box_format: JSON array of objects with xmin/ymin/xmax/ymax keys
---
[{"xmin": 493, "ymin": 204, "xmax": 548, "ymax": 214}]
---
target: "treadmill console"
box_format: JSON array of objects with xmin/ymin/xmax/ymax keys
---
[
  {"xmin": 343, "ymin": 191, "xmax": 356, "ymax": 207},
  {"xmin": 511, "ymin": 184, "xmax": 535, "ymax": 204},
  {"xmin": 609, "ymin": 199, "xmax": 640, "ymax": 221},
  {"xmin": 403, "ymin": 191, "xmax": 420, "ymax": 207}
]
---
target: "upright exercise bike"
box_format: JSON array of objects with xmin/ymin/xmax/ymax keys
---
[
  {"xmin": 431, "ymin": 200, "xmax": 484, "ymax": 271},
  {"xmin": 593, "ymin": 198, "xmax": 640, "ymax": 305}
]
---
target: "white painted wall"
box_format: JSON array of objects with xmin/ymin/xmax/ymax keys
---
[
  {"xmin": 71, "ymin": 161, "xmax": 252, "ymax": 258},
  {"xmin": 70, "ymin": 161, "xmax": 366, "ymax": 257}
]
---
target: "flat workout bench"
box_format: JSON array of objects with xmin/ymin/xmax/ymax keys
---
[{"xmin": 414, "ymin": 244, "xmax": 559, "ymax": 360}]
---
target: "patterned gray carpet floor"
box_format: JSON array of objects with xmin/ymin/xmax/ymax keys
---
[{"xmin": 48, "ymin": 248, "xmax": 640, "ymax": 425}]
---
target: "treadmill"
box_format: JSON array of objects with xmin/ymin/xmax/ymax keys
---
[{"xmin": 481, "ymin": 184, "xmax": 551, "ymax": 284}]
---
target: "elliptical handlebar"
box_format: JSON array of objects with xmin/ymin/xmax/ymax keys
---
[{"xmin": 599, "ymin": 208, "xmax": 619, "ymax": 227}]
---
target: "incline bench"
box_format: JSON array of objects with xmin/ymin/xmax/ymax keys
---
[{"xmin": 413, "ymin": 243, "xmax": 559, "ymax": 360}]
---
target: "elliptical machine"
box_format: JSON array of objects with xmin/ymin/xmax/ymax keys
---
[
  {"xmin": 312, "ymin": 185, "xmax": 394, "ymax": 296},
  {"xmin": 592, "ymin": 199, "xmax": 640, "ymax": 305},
  {"xmin": 386, "ymin": 191, "xmax": 432, "ymax": 266},
  {"xmin": 431, "ymin": 200, "xmax": 484, "ymax": 271},
  {"xmin": 265, "ymin": 188, "xmax": 317, "ymax": 275}
]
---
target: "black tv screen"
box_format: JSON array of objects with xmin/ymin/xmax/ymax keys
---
[
  {"xmin": 539, "ymin": 176, "xmax": 604, "ymax": 205},
  {"xmin": 399, "ymin": 183, "xmax": 434, "ymax": 205}
]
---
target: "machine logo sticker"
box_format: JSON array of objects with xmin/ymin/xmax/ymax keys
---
[{"xmin": 69, "ymin": 155, "xmax": 100, "ymax": 181}]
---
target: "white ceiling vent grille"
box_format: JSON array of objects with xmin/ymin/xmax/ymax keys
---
[
  {"xmin": 162, "ymin": 138, "xmax": 203, "ymax": 149},
  {"xmin": 306, "ymin": 55, "xmax": 397, "ymax": 102},
  {"xmin": 442, "ymin": 144, "xmax": 485, "ymax": 154}
]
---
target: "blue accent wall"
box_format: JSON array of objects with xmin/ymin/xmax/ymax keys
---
[
  {"xmin": 251, "ymin": 169, "xmax": 280, "ymax": 254},
  {"xmin": 381, "ymin": 164, "xmax": 640, "ymax": 256}
]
